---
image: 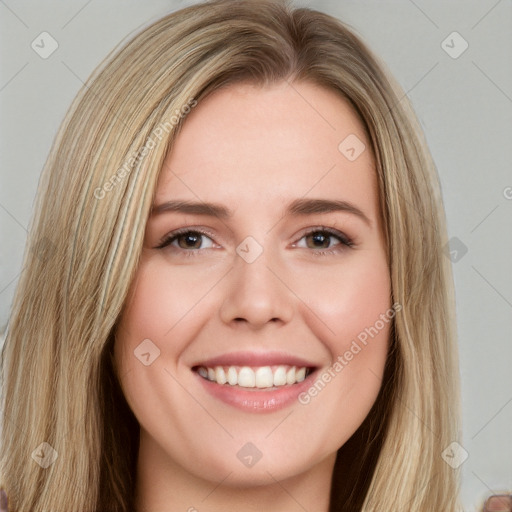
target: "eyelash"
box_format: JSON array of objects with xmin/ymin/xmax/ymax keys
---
[{"xmin": 155, "ymin": 226, "xmax": 354, "ymax": 257}]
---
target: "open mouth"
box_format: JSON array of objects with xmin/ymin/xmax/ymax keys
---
[
  {"xmin": 190, "ymin": 352, "xmax": 319, "ymax": 412},
  {"xmin": 193, "ymin": 364, "xmax": 314, "ymax": 389}
]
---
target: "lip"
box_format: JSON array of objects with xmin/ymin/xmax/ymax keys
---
[
  {"xmin": 191, "ymin": 351, "xmax": 318, "ymax": 413},
  {"xmin": 192, "ymin": 350, "xmax": 317, "ymax": 369}
]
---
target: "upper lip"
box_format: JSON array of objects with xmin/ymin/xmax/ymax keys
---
[{"xmin": 192, "ymin": 351, "xmax": 318, "ymax": 369}]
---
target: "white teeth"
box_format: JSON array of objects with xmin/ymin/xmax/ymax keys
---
[
  {"xmin": 196, "ymin": 364, "xmax": 310, "ymax": 388},
  {"xmin": 273, "ymin": 366, "xmax": 287, "ymax": 386},
  {"xmin": 215, "ymin": 366, "xmax": 227, "ymax": 385},
  {"xmin": 238, "ymin": 367, "xmax": 255, "ymax": 387},
  {"xmin": 255, "ymin": 366, "xmax": 273, "ymax": 388},
  {"xmin": 227, "ymin": 366, "xmax": 237, "ymax": 385}
]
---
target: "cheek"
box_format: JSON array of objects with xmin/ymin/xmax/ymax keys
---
[
  {"xmin": 114, "ymin": 256, "xmax": 214, "ymax": 362},
  {"xmin": 296, "ymin": 250, "xmax": 391, "ymax": 350},
  {"xmin": 112, "ymin": 260, "xmax": 182, "ymax": 411},
  {"xmin": 112, "ymin": 255, "xmax": 227, "ymax": 421},
  {"xmin": 112, "ymin": 259, "xmax": 210, "ymax": 449},
  {"xmin": 293, "ymin": 250, "xmax": 391, "ymax": 414}
]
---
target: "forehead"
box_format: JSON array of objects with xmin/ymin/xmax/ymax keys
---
[{"xmin": 155, "ymin": 80, "xmax": 377, "ymax": 216}]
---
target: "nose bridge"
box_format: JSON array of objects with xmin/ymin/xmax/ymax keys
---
[{"xmin": 219, "ymin": 237, "xmax": 293, "ymax": 327}]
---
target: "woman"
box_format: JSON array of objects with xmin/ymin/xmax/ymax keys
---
[{"xmin": 1, "ymin": 0, "xmax": 504, "ymax": 510}]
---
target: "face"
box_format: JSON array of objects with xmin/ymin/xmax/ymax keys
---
[{"xmin": 114, "ymin": 80, "xmax": 391, "ymax": 489}]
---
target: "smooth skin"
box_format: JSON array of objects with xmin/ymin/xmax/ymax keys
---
[{"xmin": 114, "ymin": 80, "xmax": 392, "ymax": 512}]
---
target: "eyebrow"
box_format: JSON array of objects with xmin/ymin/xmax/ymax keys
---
[{"xmin": 151, "ymin": 198, "xmax": 371, "ymax": 226}]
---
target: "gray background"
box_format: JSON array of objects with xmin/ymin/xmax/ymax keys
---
[{"xmin": 0, "ymin": 1, "xmax": 511, "ymax": 510}]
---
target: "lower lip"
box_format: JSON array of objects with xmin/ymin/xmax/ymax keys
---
[{"xmin": 194, "ymin": 370, "xmax": 316, "ymax": 413}]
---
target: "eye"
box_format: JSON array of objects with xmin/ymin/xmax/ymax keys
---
[
  {"xmin": 155, "ymin": 226, "xmax": 354, "ymax": 257},
  {"xmin": 155, "ymin": 228, "xmax": 216, "ymax": 253},
  {"xmin": 293, "ymin": 227, "xmax": 353, "ymax": 255}
]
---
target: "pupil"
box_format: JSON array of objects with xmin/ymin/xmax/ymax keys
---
[
  {"xmin": 181, "ymin": 233, "xmax": 200, "ymax": 248},
  {"xmin": 311, "ymin": 232, "xmax": 329, "ymax": 248}
]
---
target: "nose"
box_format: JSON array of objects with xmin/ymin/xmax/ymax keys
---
[{"xmin": 219, "ymin": 244, "xmax": 294, "ymax": 329}]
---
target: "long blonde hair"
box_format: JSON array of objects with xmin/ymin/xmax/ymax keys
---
[{"xmin": 1, "ymin": 0, "xmax": 461, "ymax": 510}]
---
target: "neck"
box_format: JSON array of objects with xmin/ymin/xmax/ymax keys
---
[{"xmin": 134, "ymin": 430, "xmax": 336, "ymax": 512}]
